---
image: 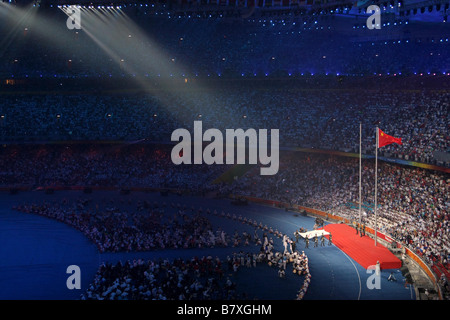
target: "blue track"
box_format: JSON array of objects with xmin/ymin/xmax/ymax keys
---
[{"xmin": 0, "ymin": 191, "xmax": 415, "ymax": 300}]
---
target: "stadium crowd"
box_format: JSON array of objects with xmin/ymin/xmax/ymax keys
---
[
  {"xmin": 0, "ymin": 144, "xmax": 228, "ymax": 191},
  {"xmin": 1, "ymin": 88, "xmax": 448, "ymax": 167}
]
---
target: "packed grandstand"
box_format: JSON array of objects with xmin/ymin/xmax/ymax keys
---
[{"xmin": 0, "ymin": 0, "xmax": 448, "ymax": 302}]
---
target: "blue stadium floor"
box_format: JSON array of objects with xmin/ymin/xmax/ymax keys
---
[{"xmin": 0, "ymin": 190, "xmax": 415, "ymax": 300}]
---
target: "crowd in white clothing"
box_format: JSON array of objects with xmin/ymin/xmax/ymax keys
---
[
  {"xmin": 13, "ymin": 199, "xmax": 232, "ymax": 253},
  {"xmin": 81, "ymin": 232, "xmax": 311, "ymax": 300}
]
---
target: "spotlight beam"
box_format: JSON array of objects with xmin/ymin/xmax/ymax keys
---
[{"xmin": 0, "ymin": 3, "xmax": 38, "ymax": 59}]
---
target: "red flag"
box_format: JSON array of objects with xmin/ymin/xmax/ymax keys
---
[{"xmin": 378, "ymin": 128, "xmax": 402, "ymax": 148}]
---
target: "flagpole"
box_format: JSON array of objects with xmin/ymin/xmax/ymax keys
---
[
  {"xmin": 359, "ymin": 122, "xmax": 362, "ymax": 227},
  {"xmin": 374, "ymin": 126, "xmax": 378, "ymax": 246}
]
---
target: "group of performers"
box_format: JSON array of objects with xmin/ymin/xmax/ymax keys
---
[
  {"xmin": 292, "ymin": 229, "xmax": 333, "ymax": 249},
  {"xmin": 353, "ymin": 221, "xmax": 367, "ymax": 237},
  {"xmin": 301, "ymin": 233, "xmax": 333, "ymax": 248}
]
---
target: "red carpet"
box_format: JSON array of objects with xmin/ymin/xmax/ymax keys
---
[{"xmin": 323, "ymin": 224, "xmax": 402, "ymax": 269}]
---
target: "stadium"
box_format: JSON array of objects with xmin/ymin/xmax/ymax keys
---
[{"xmin": 0, "ymin": 0, "xmax": 448, "ymax": 309}]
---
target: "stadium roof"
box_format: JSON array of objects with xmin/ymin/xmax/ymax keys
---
[{"xmin": 3, "ymin": 0, "xmax": 449, "ymax": 23}]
